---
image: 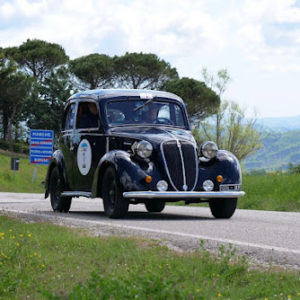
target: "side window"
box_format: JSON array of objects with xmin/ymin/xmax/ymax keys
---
[
  {"xmin": 76, "ymin": 102, "xmax": 99, "ymax": 129},
  {"xmin": 174, "ymin": 104, "xmax": 185, "ymax": 127},
  {"xmin": 63, "ymin": 103, "xmax": 76, "ymax": 130}
]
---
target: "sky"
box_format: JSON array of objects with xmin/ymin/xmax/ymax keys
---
[{"xmin": 0, "ymin": 0, "xmax": 300, "ymax": 118}]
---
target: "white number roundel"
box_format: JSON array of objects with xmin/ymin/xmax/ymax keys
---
[{"xmin": 77, "ymin": 139, "xmax": 92, "ymax": 175}]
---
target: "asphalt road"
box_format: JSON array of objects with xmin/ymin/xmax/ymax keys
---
[{"xmin": 0, "ymin": 192, "xmax": 299, "ymax": 269}]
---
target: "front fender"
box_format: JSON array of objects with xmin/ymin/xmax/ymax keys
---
[
  {"xmin": 44, "ymin": 150, "xmax": 68, "ymax": 198},
  {"xmin": 198, "ymin": 150, "xmax": 242, "ymax": 191},
  {"xmin": 91, "ymin": 150, "xmax": 158, "ymax": 197}
]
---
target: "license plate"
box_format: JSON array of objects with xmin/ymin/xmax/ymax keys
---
[{"xmin": 219, "ymin": 184, "xmax": 241, "ymax": 191}]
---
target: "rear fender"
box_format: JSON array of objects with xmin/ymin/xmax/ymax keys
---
[{"xmin": 44, "ymin": 150, "xmax": 68, "ymax": 198}]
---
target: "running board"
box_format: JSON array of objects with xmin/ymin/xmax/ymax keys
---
[{"xmin": 61, "ymin": 191, "xmax": 92, "ymax": 198}]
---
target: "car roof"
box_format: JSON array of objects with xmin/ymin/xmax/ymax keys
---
[{"xmin": 68, "ymin": 89, "xmax": 183, "ymax": 103}]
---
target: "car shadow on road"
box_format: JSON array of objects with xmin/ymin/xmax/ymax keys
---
[{"xmin": 66, "ymin": 211, "xmax": 213, "ymax": 221}]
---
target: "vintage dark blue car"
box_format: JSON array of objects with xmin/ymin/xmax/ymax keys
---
[{"xmin": 45, "ymin": 89, "xmax": 245, "ymax": 218}]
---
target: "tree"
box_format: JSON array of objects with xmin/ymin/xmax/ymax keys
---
[
  {"xmin": 288, "ymin": 162, "xmax": 300, "ymax": 174},
  {"xmin": 113, "ymin": 52, "xmax": 178, "ymax": 89},
  {"xmin": 5, "ymin": 39, "xmax": 69, "ymax": 81},
  {"xmin": 69, "ymin": 53, "xmax": 114, "ymax": 89},
  {"xmin": 26, "ymin": 67, "xmax": 74, "ymax": 138},
  {"xmin": 197, "ymin": 100, "xmax": 262, "ymax": 161},
  {"xmin": 195, "ymin": 68, "xmax": 263, "ymax": 161},
  {"xmin": 161, "ymin": 77, "xmax": 220, "ymax": 121},
  {"xmin": 0, "ymin": 52, "xmax": 32, "ymax": 150},
  {"xmin": 201, "ymin": 68, "xmax": 231, "ymax": 147},
  {"xmin": 3, "ymin": 40, "xmax": 71, "ymax": 142},
  {"xmin": 0, "ymin": 52, "xmax": 13, "ymax": 140}
]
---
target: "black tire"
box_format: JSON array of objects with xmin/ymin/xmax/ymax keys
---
[
  {"xmin": 102, "ymin": 166, "xmax": 129, "ymax": 218},
  {"xmin": 145, "ymin": 200, "xmax": 165, "ymax": 213},
  {"xmin": 209, "ymin": 198, "xmax": 237, "ymax": 219},
  {"xmin": 49, "ymin": 167, "xmax": 72, "ymax": 212}
]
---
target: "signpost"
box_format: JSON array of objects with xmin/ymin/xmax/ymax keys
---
[
  {"xmin": 30, "ymin": 129, "xmax": 54, "ymax": 165},
  {"xmin": 11, "ymin": 158, "xmax": 20, "ymax": 170},
  {"xmin": 11, "ymin": 157, "xmax": 19, "ymax": 178},
  {"xmin": 29, "ymin": 129, "xmax": 53, "ymax": 184}
]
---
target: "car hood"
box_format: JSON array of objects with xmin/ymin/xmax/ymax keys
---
[{"xmin": 108, "ymin": 125, "xmax": 196, "ymax": 145}]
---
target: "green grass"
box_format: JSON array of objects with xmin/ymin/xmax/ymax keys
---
[
  {"xmin": 0, "ymin": 216, "xmax": 299, "ymax": 300},
  {"xmin": 0, "ymin": 151, "xmax": 47, "ymax": 193},
  {"xmin": 241, "ymin": 173, "xmax": 300, "ymax": 211}
]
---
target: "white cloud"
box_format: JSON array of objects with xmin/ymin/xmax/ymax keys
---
[
  {"xmin": 0, "ymin": 0, "xmax": 300, "ymax": 117},
  {"xmin": 0, "ymin": 0, "xmax": 47, "ymax": 19}
]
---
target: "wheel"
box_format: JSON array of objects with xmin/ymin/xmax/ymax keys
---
[
  {"xmin": 145, "ymin": 200, "xmax": 165, "ymax": 213},
  {"xmin": 102, "ymin": 166, "xmax": 129, "ymax": 218},
  {"xmin": 209, "ymin": 198, "xmax": 237, "ymax": 219},
  {"xmin": 49, "ymin": 167, "xmax": 72, "ymax": 212}
]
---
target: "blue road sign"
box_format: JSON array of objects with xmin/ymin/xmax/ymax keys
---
[{"xmin": 30, "ymin": 130, "xmax": 54, "ymax": 165}]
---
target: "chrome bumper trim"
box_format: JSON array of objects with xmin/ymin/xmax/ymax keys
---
[
  {"xmin": 61, "ymin": 191, "xmax": 91, "ymax": 197},
  {"xmin": 123, "ymin": 191, "xmax": 245, "ymax": 199}
]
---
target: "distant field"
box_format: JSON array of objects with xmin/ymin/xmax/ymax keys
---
[
  {"xmin": 0, "ymin": 151, "xmax": 47, "ymax": 193},
  {"xmin": 0, "ymin": 152, "xmax": 300, "ymax": 212}
]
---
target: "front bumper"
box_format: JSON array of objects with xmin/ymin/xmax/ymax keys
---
[{"xmin": 123, "ymin": 190, "xmax": 245, "ymax": 199}]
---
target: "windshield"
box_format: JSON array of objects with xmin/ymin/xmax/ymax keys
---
[{"xmin": 106, "ymin": 99, "xmax": 187, "ymax": 128}]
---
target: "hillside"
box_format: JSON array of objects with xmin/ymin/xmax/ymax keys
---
[
  {"xmin": 243, "ymin": 130, "xmax": 300, "ymax": 171},
  {"xmin": 257, "ymin": 115, "xmax": 300, "ymax": 131}
]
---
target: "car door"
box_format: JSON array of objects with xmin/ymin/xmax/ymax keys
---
[
  {"xmin": 60, "ymin": 101, "xmax": 78, "ymax": 190},
  {"xmin": 73, "ymin": 100, "xmax": 106, "ymax": 191}
]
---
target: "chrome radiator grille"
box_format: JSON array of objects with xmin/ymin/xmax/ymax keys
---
[{"xmin": 161, "ymin": 140, "xmax": 198, "ymax": 191}]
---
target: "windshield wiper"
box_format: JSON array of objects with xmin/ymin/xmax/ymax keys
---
[{"xmin": 133, "ymin": 98, "xmax": 154, "ymax": 112}]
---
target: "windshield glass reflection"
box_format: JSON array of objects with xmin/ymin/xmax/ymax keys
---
[{"xmin": 106, "ymin": 100, "xmax": 186, "ymax": 128}]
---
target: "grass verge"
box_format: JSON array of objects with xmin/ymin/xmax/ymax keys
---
[
  {"xmin": 0, "ymin": 152, "xmax": 47, "ymax": 193},
  {"xmin": 0, "ymin": 216, "xmax": 299, "ymax": 299},
  {"xmin": 241, "ymin": 173, "xmax": 300, "ymax": 211}
]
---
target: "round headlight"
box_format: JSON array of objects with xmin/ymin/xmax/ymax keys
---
[
  {"xmin": 203, "ymin": 180, "xmax": 214, "ymax": 191},
  {"xmin": 201, "ymin": 141, "xmax": 218, "ymax": 159},
  {"xmin": 157, "ymin": 180, "xmax": 168, "ymax": 191},
  {"xmin": 133, "ymin": 140, "xmax": 153, "ymax": 158}
]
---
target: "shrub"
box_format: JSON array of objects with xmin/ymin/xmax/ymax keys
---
[{"xmin": 0, "ymin": 139, "xmax": 29, "ymax": 154}]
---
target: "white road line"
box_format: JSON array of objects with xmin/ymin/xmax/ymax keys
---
[{"xmin": 2, "ymin": 208, "xmax": 300, "ymax": 255}]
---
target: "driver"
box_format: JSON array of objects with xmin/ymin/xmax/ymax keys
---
[
  {"xmin": 144, "ymin": 104, "xmax": 159, "ymax": 123},
  {"xmin": 78, "ymin": 102, "xmax": 99, "ymax": 128}
]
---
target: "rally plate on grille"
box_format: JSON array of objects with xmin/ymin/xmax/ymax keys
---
[{"xmin": 219, "ymin": 184, "xmax": 241, "ymax": 191}]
